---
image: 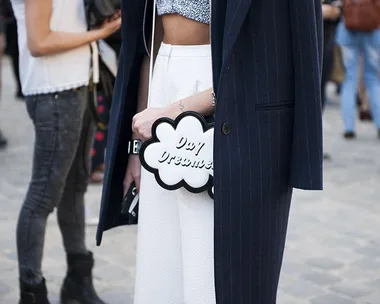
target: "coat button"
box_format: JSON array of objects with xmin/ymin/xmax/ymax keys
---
[{"xmin": 221, "ymin": 122, "xmax": 231, "ymax": 135}]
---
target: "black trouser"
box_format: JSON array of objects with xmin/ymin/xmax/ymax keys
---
[
  {"xmin": 5, "ymin": 19, "xmax": 22, "ymax": 95},
  {"xmin": 321, "ymin": 33, "xmax": 336, "ymax": 110}
]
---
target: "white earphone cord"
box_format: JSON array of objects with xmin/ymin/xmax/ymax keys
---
[{"xmin": 147, "ymin": 0, "xmax": 157, "ymax": 108}]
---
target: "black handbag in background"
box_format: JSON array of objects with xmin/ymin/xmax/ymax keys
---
[{"xmin": 85, "ymin": 0, "xmax": 121, "ymax": 28}]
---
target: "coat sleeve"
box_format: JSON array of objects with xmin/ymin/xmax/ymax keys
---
[
  {"xmin": 289, "ymin": 0, "xmax": 323, "ymax": 190},
  {"xmin": 96, "ymin": 0, "xmax": 146, "ymax": 245}
]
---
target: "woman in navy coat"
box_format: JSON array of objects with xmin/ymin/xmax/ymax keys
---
[{"xmin": 97, "ymin": 0, "xmax": 323, "ymax": 303}]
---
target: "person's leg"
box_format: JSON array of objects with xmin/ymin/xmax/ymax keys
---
[
  {"xmin": 362, "ymin": 38, "xmax": 380, "ymax": 134},
  {"xmin": 321, "ymin": 37, "xmax": 335, "ymax": 110},
  {"xmin": 331, "ymin": 45, "xmax": 345, "ymax": 95},
  {"xmin": 357, "ymin": 55, "xmax": 373, "ymax": 121},
  {"xmin": 16, "ymin": 89, "xmax": 87, "ymax": 302},
  {"xmin": 57, "ymin": 101, "xmax": 93, "ymax": 255},
  {"xmin": 178, "ymin": 190, "xmax": 216, "ymax": 304},
  {"xmin": 134, "ymin": 46, "xmax": 184, "ymax": 304},
  {"xmin": 321, "ymin": 35, "xmax": 336, "ymax": 160},
  {"xmin": 0, "ymin": 29, "xmax": 7, "ymax": 149},
  {"xmin": 134, "ymin": 168, "xmax": 184, "ymax": 304},
  {"xmin": 5, "ymin": 20, "xmax": 23, "ymax": 98},
  {"xmin": 56, "ymin": 101, "xmax": 105, "ymax": 303},
  {"xmin": 340, "ymin": 44, "xmax": 360, "ymax": 137}
]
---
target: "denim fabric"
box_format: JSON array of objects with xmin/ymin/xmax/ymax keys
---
[
  {"xmin": 17, "ymin": 87, "xmax": 95, "ymax": 284},
  {"xmin": 336, "ymin": 20, "xmax": 380, "ymax": 47},
  {"xmin": 336, "ymin": 21, "xmax": 380, "ymax": 132}
]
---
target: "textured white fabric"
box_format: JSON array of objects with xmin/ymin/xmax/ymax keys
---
[
  {"xmin": 11, "ymin": 0, "xmax": 91, "ymax": 96},
  {"xmin": 134, "ymin": 43, "xmax": 216, "ymax": 304}
]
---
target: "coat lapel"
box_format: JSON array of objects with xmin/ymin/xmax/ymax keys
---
[
  {"xmin": 210, "ymin": 0, "xmax": 226, "ymax": 93},
  {"xmin": 222, "ymin": 0, "xmax": 252, "ymax": 64}
]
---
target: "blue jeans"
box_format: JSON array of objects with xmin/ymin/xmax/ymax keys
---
[{"xmin": 336, "ymin": 22, "xmax": 380, "ymax": 132}]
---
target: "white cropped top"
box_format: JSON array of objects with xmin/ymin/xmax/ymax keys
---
[{"xmin": 11, "ymin": 0, "xmax": 91, "ymax": 96}]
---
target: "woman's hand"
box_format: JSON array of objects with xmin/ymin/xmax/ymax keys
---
[
  {"xmin": 123, "ymin": 155, "xmax": 141, "ymax": 195},
  {"xmin": 132, "ymin": 88, "xmax": 215, "ymax": 141},
  {"xmin": 132, "ymin": 107, "xmax": 168, "ymax": 141},
  {"xmin": 322, "ymin": 4, "xmax": 340, "ymax": 20},
  {"xmin": 97, "ymin": 12, "xmax": 122, "ymax": 39}
]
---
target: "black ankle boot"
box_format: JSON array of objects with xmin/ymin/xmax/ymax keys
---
[
  {"xmin": 60, "ymin": 251, "xmax": 106, "ymax": 304},
  {"xmin": 19, "ymin": 278, "xmax": 50, "ymax": 304}
]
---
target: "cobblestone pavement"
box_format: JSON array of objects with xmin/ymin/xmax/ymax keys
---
[{"xmin": 1, "ymin": 57, "xmax": 380, "ymax": 304}]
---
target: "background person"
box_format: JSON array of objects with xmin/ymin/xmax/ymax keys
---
[
  {"xmin": 321, "ymin": 0, "xmax": 341, "ymax": 109},
  {"xmin": 0, "ymin": 1, "xmax": 7, "ymax": 149},
  {"xmin": 336, "ymin": 5, "xmax": 380, "ymax": 139},
  {"xmin": 11, "ymin": 0, "xmax": 120, "ymax": 302},
  {"xmin": 97, "ymin": 0, "xmax": 323, "ymax": 303}
]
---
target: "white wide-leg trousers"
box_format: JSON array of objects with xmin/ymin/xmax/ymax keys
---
[{"xmin": 134, "ymin": 43, "xmax": 216, "ymax": 304}]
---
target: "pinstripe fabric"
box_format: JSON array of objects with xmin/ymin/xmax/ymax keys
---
[
  {"xmin": 97, "ymin": 0, "xmax": 323, "ymax": 303},
  {"xmin": 212, "ymin": 0, "xmax": 323, "ymax": 303}
]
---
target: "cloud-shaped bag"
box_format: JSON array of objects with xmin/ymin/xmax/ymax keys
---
[{"xmin": 139, "ymin": 111, "xmax": 214, "ymax": 199}]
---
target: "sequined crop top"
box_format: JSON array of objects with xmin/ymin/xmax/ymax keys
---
[{"xmin": 157, "ymin": 0, "xmax": 210, "ymax": 24}]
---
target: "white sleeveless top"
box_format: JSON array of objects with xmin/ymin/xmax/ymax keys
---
[{"xmin": 11, "ymin": 0, "xmax": 91, "ymax": 96}]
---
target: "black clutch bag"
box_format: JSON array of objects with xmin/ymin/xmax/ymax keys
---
[{"xmin": 120, "ymin": 182, "xmax": 139, "ymax": 225}]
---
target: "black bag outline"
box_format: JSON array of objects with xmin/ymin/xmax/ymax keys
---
[{"xmin": 139, "ymin": 111, "xmax": 214, "ymax": 199}]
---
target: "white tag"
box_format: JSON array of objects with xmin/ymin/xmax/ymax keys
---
[
  {"xmin": 98, "ymin": 40, "xmax": 118, "ymax": 77},
  {"xmin": 128, "ymin": 194, "xmax": 140, "ymax": 216},
  {"xmin": 90, "ymin": 41, "xmax": 99, "ymax": 84}
]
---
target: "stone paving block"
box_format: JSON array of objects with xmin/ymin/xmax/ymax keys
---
[
  {"xmin": 47, "ymin": 293, "xmax": 60, "ymax": 304},
  {"xmin": 0, "ymin": 253, "xmax": 17, "ymax": 272},
  {"xmin": 322, "ymin": 236, "xmax": 362, "ymax": 253},
  {"xmin": 356, "ymin": 245, "xmax": 380, "ymax": 258},
  {"xmin": 282, "ymin": 279, "xmax": 325, "ymax": 299},
  {"xmin": 277, "ymin": 289, "xmax": 304, "ymax": 304},
  {"xmin": 281, "ymin": 261, "xmax": 312, "ymax": 276},
  {"xmin": 367, "ymin": 278, "xmax": 380, "ymax": 288},
  {"xmin": 93, "ymin": 264, "xmax": 133, "ymax": 283},
  {"xmin": 330, "ymin": 284, "xmax": 373, "ymax": 299},
  {"xmin": 358, "ymin": 291, "xmax": 380, "ymax": 304},
  {"xmin": 100, "ymin": 291, "xmax": 133, "ymax": 304},
  {"xmin": 310, "ymin": 294, "xmax": 355, "ymax": 304},
  {"xmin": 302, "ymin": 271, "xmax": 341, "ymax": 286},
  {"xmin": 306, "ymin": 257, "xmax": 345, "ymax": 270},
  {"xmin": 338, "ymin": 266, "xmax": 377, "ymax": 284},
  {"xmin": 0, "ymin": 292, "xmax": 19, "ymax": 303},
  {"xmin": 0, "ymin": 280, "xmax": 12, "ymax": 297},
  {"xmin": 354, "ymin": 258, "xmax": 380, "ymax": 271}
]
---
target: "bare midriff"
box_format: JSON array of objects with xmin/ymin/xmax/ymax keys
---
[{"xmin": 161, "ymin": 14, "xmax": 210, "ymax": 45}]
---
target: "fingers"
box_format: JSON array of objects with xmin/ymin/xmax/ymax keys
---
[
  {"xmin": 114, "ymin": 17, "xmax": 122, "ymax": 26},
  {"xmin": 134, "ymin": 173, "xmax": 141, "ymax": 193},
  {"xmin": 106, "ymin": 10, "xmax": 121, "ymax": 22},
  {"xmin": 132, "ymin": 118, "xmax": 151, "ymax": 141},
  {"xmin": 123, "ymin": 174, "xmax": 133, "ymax": 196}
]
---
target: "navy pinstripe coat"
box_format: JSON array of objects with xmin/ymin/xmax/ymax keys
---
[{"xmin": 97, "ymin": 0, "xmax": 323, "ymax": 303}]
